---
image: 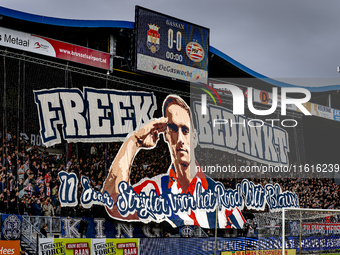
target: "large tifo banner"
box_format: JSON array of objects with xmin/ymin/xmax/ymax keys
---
[
  {"xmin": 38, "ymin": 238, "xmax": 139, "ymax": 255},
  {"xmin": 0, "ymin": 27, "xmax": 110, "ymax": 69},
  {"xmin": 35, "ymin": 88, "xmax": 299, "ymax": 228},
  {"xmin": 34, "ymin": 88, "xmax": 290, "ymax": 165},
  {"xmin": 34, "ymin": 88, "xmax": 157, "ymax": 147}
]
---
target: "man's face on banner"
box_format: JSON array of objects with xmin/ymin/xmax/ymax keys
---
[{"xmin": 165, "ymin": 104, "xmax": 191, "ymax": 167}]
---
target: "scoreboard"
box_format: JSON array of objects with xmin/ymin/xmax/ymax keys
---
[{"xmin": 135, "ymin": 6, "xmax": 209, "ymax": 84}]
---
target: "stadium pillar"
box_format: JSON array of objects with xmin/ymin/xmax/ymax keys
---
[
  {"xmin": 282, "ymin": 208, "xmax": 285, "ymax": 255},
  {"xmin": 65, "ymin": 63, "xmax": 69, "ymax": 159},
  {"xmin": 109, "ymin": 34, "xmax": 116, "ymax": 71},
  {"xmin": 214, "ymin": 204, "xmax": 218, "ymax": 255},
  {"xmin": 17, "ymin": 59, "xmax": 21, "ymax": 213},
  {"xmin": 23, "ymin": 58, "xmax": 26, "ymax": 134},
  {"xmin": 299, "ymin": 211, "xmax": 302, "ymax": 255}
]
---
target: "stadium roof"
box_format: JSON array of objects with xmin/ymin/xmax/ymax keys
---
[
  {"xmin": 1, "ymin": 6, "xmax": 340, "ymax": 93},
  {"xmin": 0, "ymin": 6, "xmax": 134, "ymax": 28},
  {"xmin": 209, "ymin": 47, "xmax": 340, "ymax": 93}
]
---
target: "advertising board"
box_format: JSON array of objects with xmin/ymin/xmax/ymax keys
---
[
  {"xmin": 135, "ymin": 6, "xmax": 209, "ymax": 83},
  {"xmin": 0, "ymin": 27, "xmax": 110, "ymax": 69}
]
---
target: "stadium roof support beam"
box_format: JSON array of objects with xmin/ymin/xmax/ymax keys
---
[{"xmin": 109, "ymin": 34, "xmax": 116, "ymax": 72}]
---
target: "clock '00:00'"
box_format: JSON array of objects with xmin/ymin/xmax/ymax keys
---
[{"xmin": 166, "ymin": 51, "xmax": 183, "ymax": 62}]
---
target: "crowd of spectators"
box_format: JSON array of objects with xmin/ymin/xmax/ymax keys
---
[
  {"xmin": 195, "ymin": 147, "xmax": 340, "ymax": 211},
  {"xmin": 0, "ymin": 131, "xmax": 116, "ymax": 217},
  {"xmin": 0, "ymin": 131, "xmax": 339, "ymax": 219}
]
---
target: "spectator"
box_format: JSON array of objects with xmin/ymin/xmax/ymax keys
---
[
  {"xmin": 42, "ymin": 197, "xmax": 54, "ymax": 216},
  {"xmin": 36, "ymin": 175, "xmax": 44, "ymax": 186},
  {"xmin": 40, "ymin": 224, "xmax": 48, "ymax": 238},
  {"xmin": 26, "ymin": 182, "xmax": 33, "ymax": 198},
  {"xmin": 44, "ymin": 171, "xmax": 52, "ymax": 184},
  {"xmin": 19, "ymin": 187, "xmax": 28, "ymax": 199},
  {"xmin": 18, "ymin": 165, "xmax": 26, "ymax": 180},
  {"xmin": 19, "ymin": 197, "xmax": 27, "ymax": 215},
  {"xmin": 31, "ymin": 199, "xmax": 42, "ymax": 216},
  {"xmin": 24, "ymin": 174, "xmax": 36, "ymax": 188},
  {"xmin": 45, "ymin": 182, "xmax": 51, "ymax": 197},
  {"xmin": 18, "ymin": 178, "xmax": 24, "ymax": 191},
  {"xmin": 34, "ymin": 183, "xmax": 43, "ymax": 196},
  {"xmin": 90, "ymin": 145, "xmax": 97, "ymax": 160}
]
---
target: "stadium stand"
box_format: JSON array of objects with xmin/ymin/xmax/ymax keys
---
[{"xmin": 0, "ymin": 5, "xmax": 340, "ymax": 255}]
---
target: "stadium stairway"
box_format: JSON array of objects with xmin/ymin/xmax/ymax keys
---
[{"xmin": 20, "ymin": 217, "xmax": 42, "ymax": 255}]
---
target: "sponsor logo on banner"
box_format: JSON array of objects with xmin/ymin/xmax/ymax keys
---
[
  {"xmin": 221, "ymin": 249, "xmax": 296, "ymax": 255},
  {"xmin": 39, "ymin": 238, "xmax": 138, "ymax": 255},
  {"xmin": 254, "ymin": 89, "xmax": 298, "ymax": 112},
  {"xmin": 302, "ymin": 223, "xmax": 340, "ymax": 235},
  {"xmin": 210, "ymin": 83, "xmax": 248, "ymax": 98},
  {"xmin": 33, "ymin": 40, "xmax": 50, "ymax": 51},
  {"xmin": 0, "ymin": 241, "xmax": 20, "ymax": 255},
  {"xmin": 180, "ymin": 226, "xmax": 194, "ymax": 237},
  {"xmin": 186, "ymin": 42, "xmax": 204, "ymax": 62},
  {"xmin": 66, "ymin": 242, "xmax": 90, "ymax": 254},
  {"xmin": 298, "ymin": 102, "xmax": 312, "ymax": 114},
  {"xmin": 39, "ymin": 239, "xmax": 65, "ymax": 255},
  {"xmin": 92, "ymin": 239, "xmax": 138, "ymax": 255},
  {"xmin": 264, "ymin": 220, "xmax": 280, "ymax": 236},
  {"xmin": 117, "ymin": 242, "xmax": 138, "ymax": 255},
  {"xmin": 334, "ymin": 109, "xmax": 340, "ymax": 121},
  {"xmin": 136, "ymin": 54, "xmax": 208, "ymax": 83},
  {"xmin": 92, "ymin": 240, "xmax": 116, "ymax": 255},
  {"xmin": 0, "ymin": 27, "xmax": 30, "ymax": 49},
  {"xmin": 39, "ymin": 238, "xmax": 91, "ymax": 255},
  {"xmin": 298, "ymin": 102, "xmax": 339, "ymax": 120},
  {"xmin": 0, "ymin": 27, "xmax": 110, "ymax": 70},
  {"xmin": 2, "ymin": 35, "xmax": 28, "ymax": 46},
  {"xmin": 244, "ymin": 89, "xmax": 248, "ymax": 98},
  {"xmin": 312, "ymin": 104, "xmax": 333, "ymax": 120},
  {"xmin": 290, "ymin": 221, "xmax": 300, "ymax": 236},
  {"xmin": 2, "ymin": 215, "xmax": 21, "ymax": 240},
  {"xmin": 147, "ymin": 24, "xmax": 160, "ymax": 53},
  {"xmin": 260, "ymin": 91, "xmax": 270, "ymax": 105}
]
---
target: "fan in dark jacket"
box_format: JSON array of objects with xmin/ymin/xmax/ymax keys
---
[{"xmin": 31, "ymin": 199, "xmax": 42, "ymax": 216}]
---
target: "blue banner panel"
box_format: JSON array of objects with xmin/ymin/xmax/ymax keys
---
[
  {"xmin": 60, "ymin": 217, "xmax": 161, "ymax": 238},
  {"xmin": 140, "ymin": 237, "xmax": 248, "ymax": 255},
  {"xmin": 139, "ymin": 236, "xmax": 340, "ymax": 255},
  {"xmin": 1, "ymin": 214, "xmax": 22, "ymax": 240}
]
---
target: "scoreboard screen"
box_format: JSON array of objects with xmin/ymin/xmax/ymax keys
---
[{"xmin": 135, "ymin": 6, "xmax": 209, "ymax": 84}]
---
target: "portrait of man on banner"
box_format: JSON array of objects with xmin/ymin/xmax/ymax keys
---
[{"xmin": 102, "ymin": 95, "xmax": 246, "ymax": 229}]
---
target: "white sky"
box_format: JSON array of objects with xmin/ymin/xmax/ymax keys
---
[{"xmin": 2, "ymin": 0, "xmax": 340, "ymax": 86}]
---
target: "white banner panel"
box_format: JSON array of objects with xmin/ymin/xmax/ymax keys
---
[{"xmin": 137, "ymin": 53, "xmax": 208, "ymax": 83}]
